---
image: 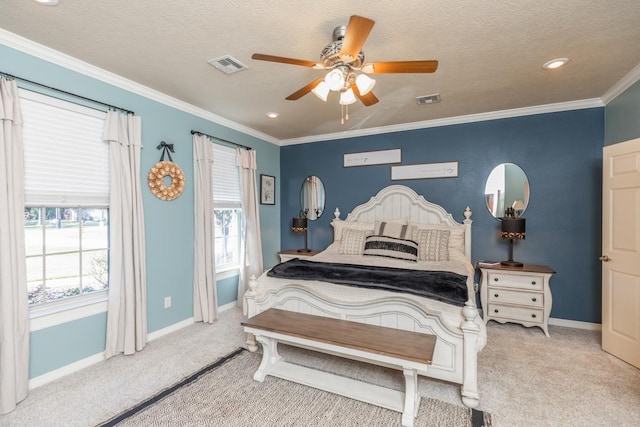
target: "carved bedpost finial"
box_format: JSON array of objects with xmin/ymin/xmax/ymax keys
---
[
  {"xmin": 247, "ymin": 274, "xmax": 258, "ymax": 295},
  {"xmin": 464, "ymin": 206, "xmax": 472, "ymax": 222},
  {"xmin": 334, "ymin": 207, "xmax": 341, "ymax": 220}
]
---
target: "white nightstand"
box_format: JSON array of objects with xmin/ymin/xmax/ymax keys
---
[
  {"xmin": 478, "ymin": 263, "xmax": 556, "ymax": 337},
  {"xmin": 278, "ymin": 249, "xmax": 321, "ymax": 263}
]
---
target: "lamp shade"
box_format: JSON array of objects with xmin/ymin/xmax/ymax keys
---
[
  {"xmin": 311, "ymin": 81, "xmax": 329, "ymax": 102},
  {"xmin": 339, "ymin": 88, "xmax": 357, "ymax": 105},
  {"xmin": 501, "ymin": 217, "xmax": 526, "ymax": 239},
  {"xmin": 355, "ymin": 74, "xmax": 376, "ymax": 95},
  {"xmin": 292, "ymin": 216, "xmax": 307, "ymax": 232},
  {"xmin": 325, "ymin": 69, "xmax": 345, "ymax": 91}
]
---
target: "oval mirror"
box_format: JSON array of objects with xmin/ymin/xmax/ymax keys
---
[
  {"xmin": 300, "ymin": 175, "xmax": 326, "ymax": 221},
  {"xmin": 484, "ymin": 163, "xmax": 530, "ymax": 219}
]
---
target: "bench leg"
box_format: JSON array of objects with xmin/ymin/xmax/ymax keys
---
[
  {"xmin": 402, "ymin": 368, "xmax": 419, "ymax": 427},
  {"xmin": 253, "ymin": 335, "xmax": 282, "ymax": 382}
]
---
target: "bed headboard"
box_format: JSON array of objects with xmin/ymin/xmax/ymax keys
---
[{"xmin": 334, "ymin": 185, "xmax": 473, "ymax": 259}]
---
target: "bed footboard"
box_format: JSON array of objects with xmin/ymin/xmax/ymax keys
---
[{"xmin": 244, "ymin": 277, "xmax": 483, "ymax": 408}]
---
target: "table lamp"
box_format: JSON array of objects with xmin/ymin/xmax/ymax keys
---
[
  {"xmin": 292, "ymin": 215, "xmax": 310, "ymax": 252},
  {"xmin": 500, "ymin": 211, "xmax": 525, "ymax": 267}
]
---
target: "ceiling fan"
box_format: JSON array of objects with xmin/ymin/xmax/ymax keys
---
[{"xmin": 252, "ymin": 15, "xmax": 438, "ymax": 115}]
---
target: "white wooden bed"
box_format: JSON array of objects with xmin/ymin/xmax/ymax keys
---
[{"xmin": 244, "ymin": 185, "xmax": 486, "ymax": 408}]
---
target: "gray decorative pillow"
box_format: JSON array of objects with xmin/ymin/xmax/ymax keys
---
[
  {"xmin": 339, "ymin": 228, "xmax": 373, "ymax": 255},
  {"xmin": 373, "ymin": 221, "xmax": 413, "ymax": 239},
  {"xmin": 363, "ymin": 235, "xmax": 418, "ymax": 262},
  {"xmin": 412, "ymin": 228, "xmax": 450, "ymax": 261}
]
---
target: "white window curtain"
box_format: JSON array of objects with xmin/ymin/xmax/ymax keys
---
[
  {"xmin": 193, "ymin": 133, "xmax": 217, "ymax": 323},
  {"xmin": 103, "ymin": 111, "xmax": 147, "ymax": 359},
  {"xmin": 0, "ymin": 78, "xmax": 29, "ymax": 414},
  {"xmin": 237, "ymin": 148, "xmax": 263, "ymax": 308}
]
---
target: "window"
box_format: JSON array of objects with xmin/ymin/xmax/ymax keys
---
[
  {"xmin": 212, "ymin": 144, "xmax": 242, "ymax": 272},
  {"xmin": 20, "ymin": 90, "xmax": 109, "ymax": 307}
]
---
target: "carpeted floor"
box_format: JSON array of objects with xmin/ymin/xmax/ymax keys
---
[
  {"xmin": 98, "ymin": 348, "xmax": 490, "ymax": 427},
  {"xmin": 1, "ymin": 307, "xmax": 639, "ymax": 426}
]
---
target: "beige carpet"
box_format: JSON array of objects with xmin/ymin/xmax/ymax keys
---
[
  {"xmin": 1, "ymin": 308, "xmax": 639, "ymax": 426},
  {"xmin": 98, "ymin": 348, "xmax": 490, "ymax": 427}
]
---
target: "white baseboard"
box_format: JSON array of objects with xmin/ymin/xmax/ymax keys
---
[
  {"xmin": 29, "ymin": 351, "xmax": 105, "ymax": 390},
  {"xmin": 29, "ymin": 301, "xmax": 240, "ymax": 390},
  {"xmin": 218, "ymin": 300, "xmax": 239, "ymax": 313},
  {"xmin": 147, "ymin": 317, "xmax": 194, "ymax": 342},
  {"xmin": 549, "ymin": 317, "xmax": 601, "ymax": 331}
]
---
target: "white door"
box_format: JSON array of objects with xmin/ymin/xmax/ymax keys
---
[{"xmin": 602, "ymin": 137, "xmax": 640, "ymax": 368}]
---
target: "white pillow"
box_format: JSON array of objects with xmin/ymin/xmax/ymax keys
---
[
  {"xmin": 332, "ymin": 221, "xmax": 374, "ymax": 242},
  {"xmin": 409, "ymin": 222, "xmax": 466, "ymax": 254},
  {"xmin": 412, "ymin": 228, "xmax": 450, "ymax": 261},
  {"xmin": 339, "ymin": 228, "xmax": 373, "ymax": 255},
  {"xmin": 373, "ymin": 220, "xmax": 413, "ymax": 239}
]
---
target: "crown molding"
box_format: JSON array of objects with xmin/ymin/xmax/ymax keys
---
[
  {"xmin": 601, "ymin": 62, "xmax": 640, "ymax": 105},
  {"xmin": 4, "ymin": 28, "xmax": 634, "ymax": 148},
  {"xmin": 0, "ymin": 28, "xmax": 280, "ymax": 146},
  {"xmin": 279, "ymin": 98, "xmax": 604, "ymax": 145}
]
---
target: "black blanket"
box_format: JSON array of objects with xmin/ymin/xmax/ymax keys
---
[{"xmin": 267, "ymin": 258, "xmax": 468, "ymax": 307}]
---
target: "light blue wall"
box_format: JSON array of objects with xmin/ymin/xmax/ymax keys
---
[
  {"xmin": 1, "ymin": 43, "xmax": 280, "ymax": 379},
  {"xmin": 281, "ymin": 109, "xmax": 604, "ymax": 324},
  {"xmin": 605, "ymin": 79, "xmax": 640, "ymax": 145}
]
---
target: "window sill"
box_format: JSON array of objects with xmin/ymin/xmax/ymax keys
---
[
  {"xmin": 29, "ymin": 291, "xmax": 108, "ymax": 332},
  {"xmin": 216, "ymin": 267, "xmax": 240, "ymax": 281}
]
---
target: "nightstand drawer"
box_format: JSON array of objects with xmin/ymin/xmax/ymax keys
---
[
  {"xmin": 488, "ymin": 272, "xmax": 544, "ymax": 291},
  {"xmin": 488, "ymin": 288, "xmax": 543, "ymax": 308},
  {"xmin": 488, "ymin": 304, "xmax": 543, "ymax": 324}
]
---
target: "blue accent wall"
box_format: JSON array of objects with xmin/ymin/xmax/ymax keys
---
[{"xmin": 281, "ymin": 109, "xmax": 604, "ymax": 323}]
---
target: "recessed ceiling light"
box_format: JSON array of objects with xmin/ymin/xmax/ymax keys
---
[
  {"xmin": 33, "ymin": 0, "xmax": 59, "ymax": 5},
  {"xmin": 542, "ymin": 58, "xmax": 569, "ymax": 70},
  {"xmin": 266, "ymin": 112, "xmax": 279, "ymax": 119}
]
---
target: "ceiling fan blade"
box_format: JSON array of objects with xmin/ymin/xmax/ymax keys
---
[
  {"xmin": 285, "ymin": 77, "xmax": 325, "ymax": 100},
  {"xmin": 252, "ymin": 53, "xmax": 318, "ymax": 68},
  {"xmin": 363, "ymin": 60, "xmax": 439, "ymax": 74},
  {"xmin": 339, "ymin": 15, "xmax": 375, "ymax": 63},
  {"xmin": 352, "ymin": 84, "xmax": 379, "ymax": 107}
]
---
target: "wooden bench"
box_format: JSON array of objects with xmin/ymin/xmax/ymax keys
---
[{"xmin": 241, "ymin": 308, "xmax": 436, "ymax": 427}]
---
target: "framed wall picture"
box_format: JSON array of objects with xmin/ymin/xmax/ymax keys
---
[{"xmin": 260, "ymin": 174, "xmax": 276, "ymax": 205}]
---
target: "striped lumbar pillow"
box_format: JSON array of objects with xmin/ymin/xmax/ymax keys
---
[{"xmin": 363, "ymin": 235, "xmax": 418, "ymax": 262}]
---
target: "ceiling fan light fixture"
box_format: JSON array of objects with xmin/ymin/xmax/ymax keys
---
[
  {"xmin": 355, "ymin": 74, "xmax": 376, "ymax": 95},
  {"xmin": 339, "ymin": 88, "xmax": 357, "ymax": 105},
  {"xmin": 311, "ymin": 81, "xmax": 329, "ymax": 102},
  {"xmin": 325, "ymin": 69, "xmax": 345, "ymax": 91}
]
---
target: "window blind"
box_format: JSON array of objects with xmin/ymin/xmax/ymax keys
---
[
  {"xmin": 20, "ymin": 90, "xmax": 109, "ymax": 206},
  {"xmin": 212, "ymin": 143, "xmax": 241, "ymax": 208}
]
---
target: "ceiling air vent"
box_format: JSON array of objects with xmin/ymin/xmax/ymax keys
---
[
  {"xmin": 416, "ymin": 93, "xmax": 441, "ymax": 105},
  {"xmin": 208, "ymin": 55, "xmax": 248, "ymax": 75}
]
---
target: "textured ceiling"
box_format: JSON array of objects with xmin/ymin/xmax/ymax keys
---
[{"xmin": 1, "ymin": 0, "xmax": 640, "ymax": 143}]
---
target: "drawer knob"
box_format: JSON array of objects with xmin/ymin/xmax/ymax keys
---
[
  {"xmin": 494, "ymin": 293, "xmax": 499, "ymax": 298},
  {"xmin": 494, "ymin": 309, "xmax": 499, "ymax": 313},
  {"xmin": 532, "ymin": 297, "xmax": 537, "ymax": 302},
  {"xmin": 531, "ymin": 314, "xmax": 537, "ymax": 318},
  {"xmin": 531, "ymin": 281, "xmax": 537, "ymax": 285},
  {"xmin": 494, "ymin": 278, "xmax": 499, "ymax": 282}
]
